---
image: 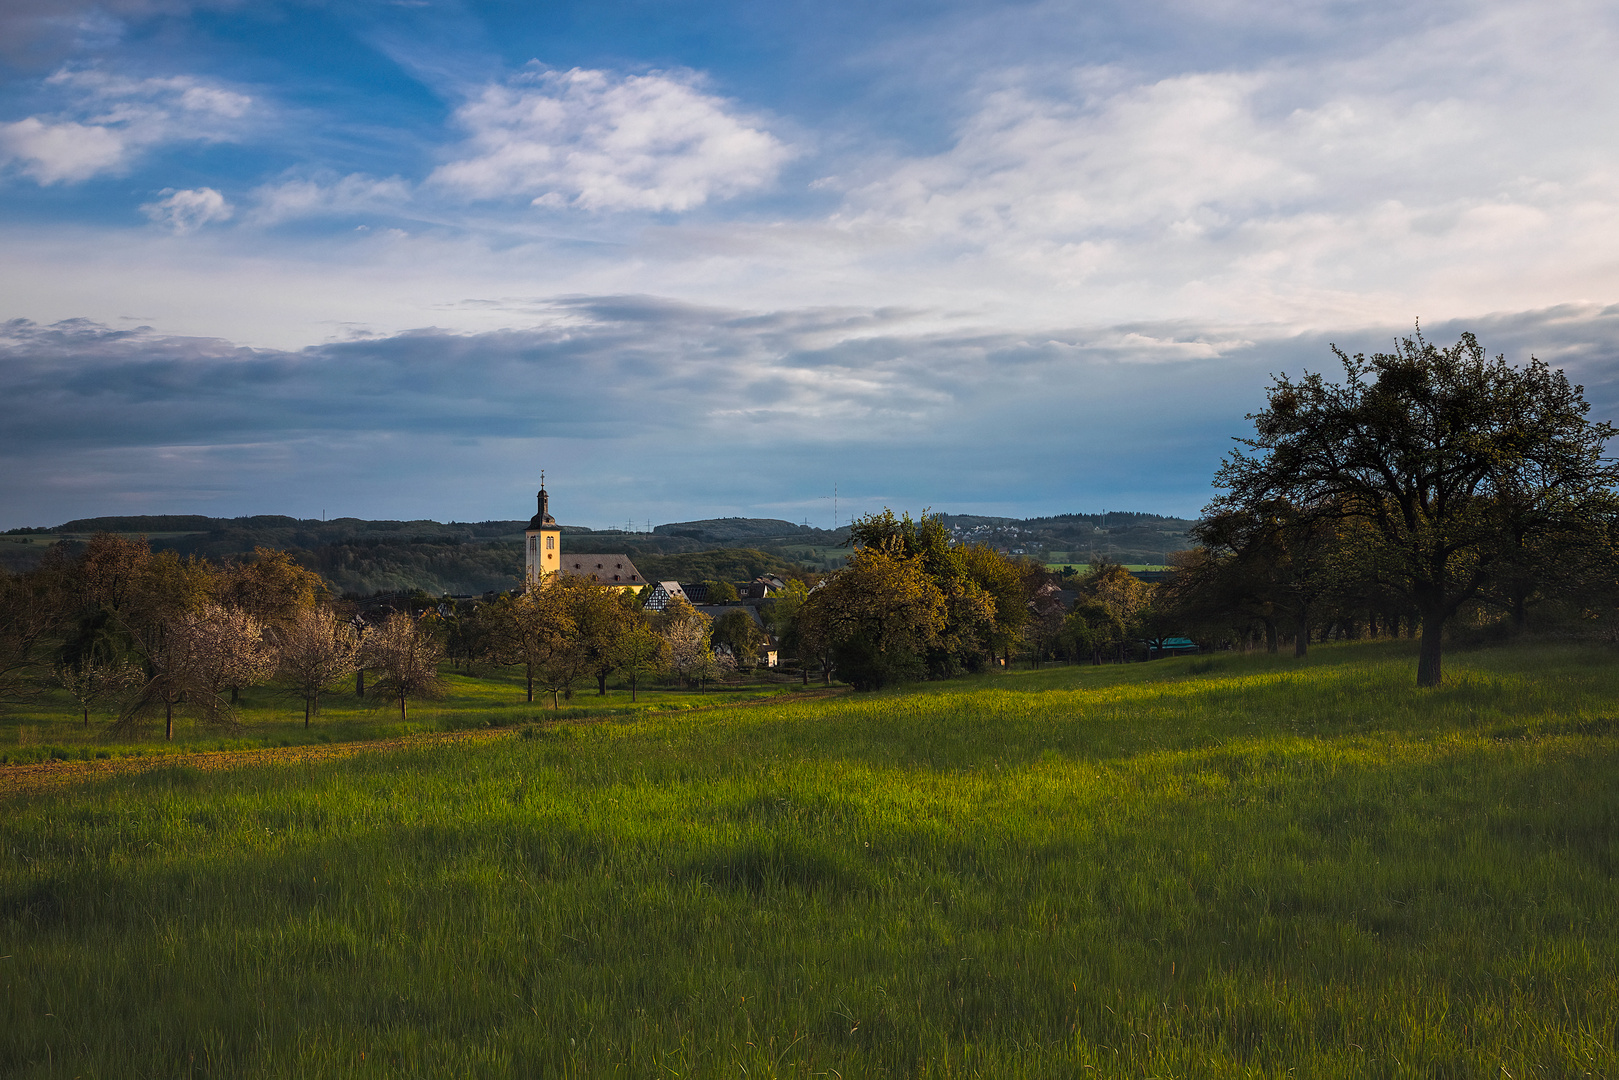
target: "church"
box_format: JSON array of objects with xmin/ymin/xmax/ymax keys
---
[{"xmin": 524, "ymin": 478, "xmax": 648, "ymax": 593}]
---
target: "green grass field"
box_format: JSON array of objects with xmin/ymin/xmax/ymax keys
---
[
  {"xmin": 4, "ymin": 640, "xmax": 1617, "ymax": 1077},
  {"xmin": 0, "ymin": 667, "xmax": 806, "ymax": 765}
]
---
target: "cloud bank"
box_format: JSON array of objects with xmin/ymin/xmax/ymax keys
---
[{"xmin": 4, "ymin": 302, "xmax": 1619, "ymax": 529}]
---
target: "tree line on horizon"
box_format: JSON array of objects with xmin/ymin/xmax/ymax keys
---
[{"xmin": 0, "ymin": 518, "xmax": 1072, "ymax": 730}]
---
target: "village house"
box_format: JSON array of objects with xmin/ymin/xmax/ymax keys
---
[{"xmin": 643, "ymin": 581, "xmax": 688, "ymax": 611}]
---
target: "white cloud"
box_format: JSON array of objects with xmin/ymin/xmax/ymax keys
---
[
  {"xmin": 0, "ymin": 67, "xmax": 253, "ymax": 184},
  {"xmin": 248, "ymin": 173, "xmax": 412, "ymax": 224},
  {"xmin": 142, "ymin": 187, "xmax": 232, "ymax": 232},
  {"xmin": 827, "ymin": 3, "xmax": 1619, "ymax": 328},
  {"xmin": 0, "ymin": 116, "xmax": 125, "ymax": 184},
  {"xmin": 431, "ymin": 65, "xmax": 793, "ymax": 212}
]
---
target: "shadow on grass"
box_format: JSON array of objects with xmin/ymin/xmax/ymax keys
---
[{"xmin": 626, "ymin": 638, "xmax": 1619, "ymax": 775}]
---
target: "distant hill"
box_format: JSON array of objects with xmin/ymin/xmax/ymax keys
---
[
  {"xmin": 3, "ymin": 510, "xmax": 1195, "ymax": 594},
  {"xmin": 632, "ymin": 548, "xmax": 808, "ymax": 585},
  {"xmin": 652, "ymin": 517, "xmax": 823, "ymax": 542},
  {"xmin": 933, "ymin": 512, "xmax": 1195, "ymax": 566}
]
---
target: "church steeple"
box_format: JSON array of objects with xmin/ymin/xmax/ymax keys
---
[
  {"xmin": 523, "ymin": 472, "xmax": 561, "ymax": 586},
  {"xmin": 529, "ymin": 470, "xmax": 556, "ymax": 528}
]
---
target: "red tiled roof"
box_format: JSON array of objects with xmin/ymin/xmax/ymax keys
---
[{"xmin": 555, "ymin": 553, "xmax": 645, "ymax": 584}]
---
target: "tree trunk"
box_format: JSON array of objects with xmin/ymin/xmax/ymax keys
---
[
  {"xmin": 1264, "ymin": 618, "xmax": 1278, "ymax": 653},
  {"xmin": 399, "ymin": 690, "xmax": 407, "ymax": 721},
  {"xmin": 165, "ymin": 701, "xmax": 174, "ymax": 740},
  {"xmin": 83, "ymin": 706, "xmax": 90, "ymax": 728},
  {"xmin": 1511, "ymin": 590, "xmax": 1528, "ymax": 630},
  {"xmin": 230, "ymin": 684, "xmax": 240, "ymax": 706},
  {"xmin": 305, "ymin": 698, "xmax": 312, "ymax": 729},
  {"xmin": 1295, "ymin": 622, "xmax": 1309, "ymax": 658},
  {"xmin": 356, "ymin": 669, "xmax": 365, "ymax": 698},
  {"xmin": 597, "ymin": 672, "xmax": 608, "ymax": 695},
  {"xmin": 526, "ymin": 665, "xmax": 534, "ymax": 703},
  {"xmin": 1417, "ymin": 616, "xmax": 1444, "ymax": 687},
  {"xmin": 629, "ymin": 676, "xmax": 637, "ymax": 703}
]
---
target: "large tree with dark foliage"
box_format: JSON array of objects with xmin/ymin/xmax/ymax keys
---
[
  {"xmin": 844, "ymin": 509, "xmax": 1014, "ymax": 676},
  {"xmin": 1213, "ymin": 328, "xmax": 1619, "ymax": 686},
  {"xmin": 1186, "ymin": 501, "xmax": 1347, "ymax": 657},
  {"xmin": 795, "ymin": 544, "xmax": 946, "ymax": 690}
]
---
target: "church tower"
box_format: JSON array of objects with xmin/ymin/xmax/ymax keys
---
[{"xmin": 523, "ymin": 473, "xmax": 561, "ymax": 587}]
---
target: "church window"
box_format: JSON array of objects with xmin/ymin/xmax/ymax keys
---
[
  {"xmin": 546, "ymin": 536, "xmax": 555, "ymax": 550},
  {"xmin": 529, "ymin": 537, "xmax": 536, "ymax": 553}
]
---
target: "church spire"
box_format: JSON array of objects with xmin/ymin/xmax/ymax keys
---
[{"xmin": 530, "ymin": 471, "xmax": 556, "ymax": 528}]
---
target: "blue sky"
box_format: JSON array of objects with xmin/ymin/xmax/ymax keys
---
[{"xmin": 4, "ymin": 0, "xmax": 1619, "ymax": 530}]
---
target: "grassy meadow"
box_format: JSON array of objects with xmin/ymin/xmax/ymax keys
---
[
  {"xmin": 0, "ymin": 667, "xmax": 806, "ymax": 766},
  {"xmin": 3, "ymin": 640, "xmax": 1618, "ymax": 1077}
]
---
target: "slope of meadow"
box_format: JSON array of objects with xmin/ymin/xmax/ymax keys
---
[{"xmin": 3, "ymin": 641, "xmax": 1617, "ymax": 1077}]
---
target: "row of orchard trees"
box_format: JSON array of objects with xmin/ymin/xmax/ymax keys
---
[
  {"xmin": 0, "ymin": 531, "xmax": 792, "ymax": 731},
  {"xmin": 1156, "ymin": 328, "xmax": 1619, "ymax": 687},
  {"xmin": 0, "ymin": 526, "xmax": 845, "ymax": 732},
  {"xmin": 0, "ymin": 534, "xmax": 442, "ymax": 735}
]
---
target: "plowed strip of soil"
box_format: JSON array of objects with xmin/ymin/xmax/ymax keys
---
[{"xmin": 0, "ymin": 727, "xmax": 514, "ymax": 800}]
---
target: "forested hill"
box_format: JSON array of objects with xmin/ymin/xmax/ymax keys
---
[
  {"xmin": 934, "ymin": 512, "xmax": 1195, "ymax": 566},
  {"xmin": 1, "ymin": 510, "xmax": 1195, "ymax": 594},
  {"xmin": 0, "ymin": 515, "xmax": 840, "ymax": 595}
]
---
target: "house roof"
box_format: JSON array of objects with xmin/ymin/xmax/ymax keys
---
[{"xmin": 555, "ymin": 553, "xmax": 646, "ymax": 586}]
